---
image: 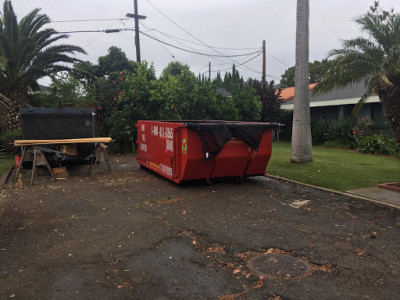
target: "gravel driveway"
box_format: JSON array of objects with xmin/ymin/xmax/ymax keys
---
[{"xmin": 1, "ymin": 154, "xmax": 399, "ymax": 299}]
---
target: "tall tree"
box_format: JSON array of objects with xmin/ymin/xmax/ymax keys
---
[
  {"xmin": 247, "ymin": 79, "xmax": 282, "ymax": 122},
  {"xmin": 0, "ymin": 0, "xmax": 85, "ymax": 130},
  {"xmin": 280, "ymin": 59, "xmax": 333, "ymax": 88},
  {"xmin": 161, "ymin": 61, "xmax": 191, "ymax": 81},
  {"xmin": 314, "ymin": 2, "xmax": 400, "ymax": 148},
  {"xmin": 96, "ymin": 46, "xmax": 137, "ymax": 77},
  {"xmin": 291, "ymin": 0, "xmax": 313, "ymax": 163}
]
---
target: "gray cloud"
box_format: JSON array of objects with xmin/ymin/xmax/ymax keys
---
[{"xmin": 11, "ymin": 0, "xmax": 400, "ymax": 83}]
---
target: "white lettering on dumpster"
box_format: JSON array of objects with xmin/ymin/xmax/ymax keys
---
[
  {"xmin": 142, "ymin": 134, "xmax": 146, "ymax": 142},
  {"xmin": 152, "ymin": 126, "xmax": 158, "ymax": 136},
  {"xmin": 160, "ymin": 163, "xmax": 172, "ymax": 177},
  {"xmin": 165, "ymin": 127, "xmax": 174, "ymax": 139},
  {"xmin": 151, "ymin": 125, "xmax": 174, "ymax": 139},
  {"xmin": 141, "ymin": 124, "xmax": 145, "ymax": 132},
  {"xmin": 166, "ymin": 139, "xmax": 173, "ymax": 152},
  {"xmin": 140, "ymin": 143, "xmax": 147, "ymax": 152}
]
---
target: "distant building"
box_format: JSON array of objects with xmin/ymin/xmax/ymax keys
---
[
  {"xmin": 279, "ymin": 82, "xmax": 389, "ymax": 131},
  {"xmin": 216, "ymin": 87, "xmax": 232, "ymax": 98}
]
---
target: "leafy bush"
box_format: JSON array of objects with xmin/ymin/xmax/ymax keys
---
[
  {"xmin": 352, "ymin": 117, "xmax": 374, "ymax": 144},
  {"xmin": 278, "ymin": 110, "xmax": 293, "ymax": 141},
  {"xmin": 328, "ymin": 117, "xmax": 358, "ymax": 147},
  {"xmin": 0, "ymin": 128, "xmax": 22, "ymax": 153},
  {"xmin": 311, "ymin": 119, "xmax": 330, "ymax": 145},
  {"xmin": 311, "ymin": 117, "xmax": 357, "ymax": 147},
  {"xmin": 356, "ymin": 134, "xmax": 399, "ymax": 155}
]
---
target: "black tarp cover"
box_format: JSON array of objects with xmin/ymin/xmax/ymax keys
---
[
  {"xmin": 20, "ymin": 108, "xmax": 96, "ymax": 160},
  {"xmin": 21, "ymin": 108, "xmax": 95, "ymax": 140},
  {"xmin": 185, "ymin": 121, "xmax": 279, "ymax": 161}
]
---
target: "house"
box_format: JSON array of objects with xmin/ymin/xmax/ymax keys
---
[
  {"xmin": 279, "ymin": 82, "xmax": 389, "ymax": 131},
  {"xmin": 216, "ymin": 87, "xmax": 232, "ymax": 98}
]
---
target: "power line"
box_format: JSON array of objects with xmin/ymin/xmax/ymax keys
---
[
  {"xmin": 266, "ymin": 51, "xmax": 291, "ymax": 67},
  {"xmin": 50, "ymin": 18, "xmax": 131, "ymax": 23},
  {"xmin": 141, "ymin": 24, "xmax": 261, "ymax": 64},
  {"xmin": 83, "ymin": 20, "xmax": 121, "ymax": 48},
  {"xmin": 145, "ymin": 0, "xmax": 266, "ymax": 77},
  {"xmin": 195, "ymin": 51, "xmax": 263, "ymax": 73},
  {"xmin": 143, "ymin": 25, "xmax": 261, "ymax": 52},
  {"xmin": 145, "ymin": 0, "xmax": 253, "ymax": 60},
  {"xmin": 139, "ymin": 31, "xmax": 262, "ymax": 58},
  {"xmin": 141, "ymin": 23, "xmax": 204, "ymax": 53},
  {"xmin": 202, "ymin": 52, "xmax": 262, "ymax": 75},
  {"xmin": 206, "ymin": 52, "xmax": 281, "ymax": 80},
  {"xmin": 57, "ymin": 28, "xmax": 134, "ymax": 34}
]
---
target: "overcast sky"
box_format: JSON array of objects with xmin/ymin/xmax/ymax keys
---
[{"xmin": 11, "ymin": 0, "xmax": 400, "ymax": 84}]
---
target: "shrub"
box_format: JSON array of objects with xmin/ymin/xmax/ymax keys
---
[
  {"xmin": 278, "ymin": 110, "xmax": 293, "ymax": 141},
  {"xmin": 311, "ymin": 119, "xmax": 330, "ymax": 145},
  {"xmin": 311, "ymin": 117, "xmax": 357, "ymax": 147},
  {"xmin": 352, "ymin": 117, "xmax": 374, "ymax": 144},
  {"xmin": 328, "ymin": 117, "xmax": 358, "ymax": 147},
  {"xmin": 356, "ymin": 134, "xmax": 399, "ymax": 155},
  {"xmin": 0, "ymin": 128, "xmax": 22, "ymax": 153}
]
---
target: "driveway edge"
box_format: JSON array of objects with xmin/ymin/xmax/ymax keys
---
[
  {"xmin": 0, "ymin": 166, "xmax": 13, "ymax": 191},
  {"xmin": 265, "ymin": 174, "xmax": 400, "ymax": 210}
]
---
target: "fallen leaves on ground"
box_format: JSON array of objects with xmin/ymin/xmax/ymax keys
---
[{"xmin": 207, "ymin": 246, "xmax": 225, "ymax": 254}]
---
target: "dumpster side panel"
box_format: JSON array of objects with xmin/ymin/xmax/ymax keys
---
[
  {"xmin": 137, "ymin": 121, "xmax": 182, "ymax": 182},
  {"xmin": 244, "ymin": 129, "xmax": 273, "ymax": 176},
  {"xmin": 180, "ymin": 128, "xmax": 214, "ymax": 181},
  {"xmin": 211, "ymin": 141, "xmax": 251, "ymax": 178}
]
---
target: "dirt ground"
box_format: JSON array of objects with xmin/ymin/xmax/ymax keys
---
[{"xmin": 1, "ymin": 154, "xmax": 399, "ymax": 299}]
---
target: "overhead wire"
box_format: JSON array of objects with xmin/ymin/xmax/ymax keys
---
[
  {"xmin": 139, "ymin": 30, "xmax": 262, "ymax": 58},
  {"xmin": 57, "ymin": 28, "xmax": 134, "ymax": 34},
  {"xmin": 47, "ymin": 3, "xmax": 284, "ymax": 79},
  {"xmin": 144, "ymin": 0, "xmax": 263, "ymax": 76},
  {"xmin": 195, "ymin": 51, "xmax": 263, "ymax": 73},
  {"xmin": 50, "ymin": 18, "xmax": 130, "ymax": 23},
  {"xmin": 266, "ymin": 51, "xmax": 291, "ymax": 67},
  {"xmin": 202, "ymin": 52, "xmax": 264, "ymax": 75},
  {"xmin": 143, "ymin": 26, "xmax": 260, "ymax": 52},
  {"xmin": 140, "ymin": 22, "xmax": 261, "ymax": 59},
  {"xmin": 82, "ymin": 20, "xmax": 120, "ymax": 48}
]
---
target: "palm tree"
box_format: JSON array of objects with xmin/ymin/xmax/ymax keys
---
[
  {"xmin": 291, "ymin": 0, "xmax": 313, "ymax": 163},
  {"xmin": 0, "ymin": 0, "xmax": 86, "ymax": 130},
  {"xmin": 314, "ymin": 1, "xmax": 400, "ymax": 148}
]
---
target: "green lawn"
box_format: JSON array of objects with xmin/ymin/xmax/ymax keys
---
[
  {"xmin": 266, "ymin": 142, "xmax": 400, "ymax": 192},
  {"xmin": 0, "ymin": 155, "xmax": 14, "ymax": 177}
]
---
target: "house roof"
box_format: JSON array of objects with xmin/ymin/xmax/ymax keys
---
[
  {"xmin": 278, "ymin": 83, "xmax": 317, "ymax": 102},
  {"xmin": 280, "ymin": 81, "xmax": 380, "ymax": 109},
  {"xmin": 216, "ymin": 87, "xmax": 232, "ymax": 97}
]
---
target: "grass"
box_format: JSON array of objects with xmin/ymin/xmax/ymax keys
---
[
  {"xmin": 266, "ymin": 142, "xmax": 400, "ymax": 192},
  {"xmin": 0, "ymin": 154, "xmax": 14, "ymax": 177}
]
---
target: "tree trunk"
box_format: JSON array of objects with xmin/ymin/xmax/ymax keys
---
[
  {"xmin": 1, "ymin": 91, "xmax": 29, "ymax": 152},
  {"xmin": 4, "ymin": 91, "xmax": 27, "ymax": 131},
  {"xmin": 379, "ymin": 85, "xmax": 400, "ymax": 150},
  {"xmin": 291, "ymin": 0, "xmax": 313, "ymax": 163}
]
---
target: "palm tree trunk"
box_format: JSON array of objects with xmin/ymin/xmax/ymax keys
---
[
  {"xmin": 4, "ymin": 91, "xmax": 28, "ymax": 131},
  {"xmin": 379, "ymin": 86, "xmax": 400, "ymax": 149},
  {"xmin": 291, "ymin": 0, "xmax": 313, "ymax": 163}
]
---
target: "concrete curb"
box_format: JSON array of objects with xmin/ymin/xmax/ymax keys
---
[
  {"xmin": 0, "ymin": 166, "xmax": 13, "ymax": 191},
  {"xmin": 265, "ymin": 174, "xmax": 400, "ymax": 210}
]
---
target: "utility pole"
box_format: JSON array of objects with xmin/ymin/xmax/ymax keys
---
[
  {"xmin": 209, "ymin": 62, "xmax": 211, "ymax": 81},
  {"xmin": 126, "ymin": 0, "xmax": 147, "ymax": 63},
  {"xmin": 262, "ymin": 40, "xmax": 266, "ymax": 84}
]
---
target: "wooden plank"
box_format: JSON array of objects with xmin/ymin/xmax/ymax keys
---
[{"xmin": 14, "ymin": 137, "xmax": 113, "ymax": 146}]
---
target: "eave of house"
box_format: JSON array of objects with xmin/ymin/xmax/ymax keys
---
[{"xmin": 281, "ymin": 95, "xmax": 380, "ymax": 110}]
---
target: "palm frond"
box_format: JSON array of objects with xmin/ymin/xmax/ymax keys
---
[
  {"xmin": 0, "ymin": 0, "xmax": 86, "ymax": 95},
  {"xmin": 352, "ymin": 76, "xmax": 377, "ymax": 115}
]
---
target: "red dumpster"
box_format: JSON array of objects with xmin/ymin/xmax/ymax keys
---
[{"xmin": 136, "ymin": 120, "xmax": 278, "ymax": 183}]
